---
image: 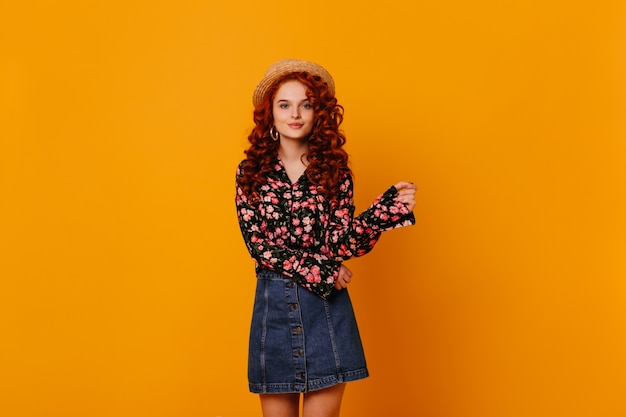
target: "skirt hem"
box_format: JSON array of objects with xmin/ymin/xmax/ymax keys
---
[{"xmin": 249, "ymin": 368, "xmax": 369, "ymax": 394}]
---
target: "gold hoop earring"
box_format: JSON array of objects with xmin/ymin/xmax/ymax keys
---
[{"xmin": 270, "ymin": 126, "xmax": 280, "ymax": 141}]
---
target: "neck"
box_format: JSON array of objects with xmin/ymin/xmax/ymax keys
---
[{"xmin": 278, "ymin": 138, "xmax": 308, "ymax": 163}]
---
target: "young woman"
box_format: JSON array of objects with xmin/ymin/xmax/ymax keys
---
[{"xmin": 235, "ymin": 59, "xmax": 417, "ymax": 417}]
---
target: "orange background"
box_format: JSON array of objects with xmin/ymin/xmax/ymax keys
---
[{"xmin": 2, "ymin": 1, "xmax": 625, "ymax": 416}]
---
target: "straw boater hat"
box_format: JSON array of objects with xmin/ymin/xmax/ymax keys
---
[{"xmin": 252, "ymin": 59, "xmax": 335, "ymax": 107}]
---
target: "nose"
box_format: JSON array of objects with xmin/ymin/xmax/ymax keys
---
[{"xmin": 290, "ymin": 107, "xmax": 301, "ymax": 119}]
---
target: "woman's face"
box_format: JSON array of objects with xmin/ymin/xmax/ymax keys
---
[{"xmin": 272, "ymin": 80, "xmax": 316, "ymax": 142}]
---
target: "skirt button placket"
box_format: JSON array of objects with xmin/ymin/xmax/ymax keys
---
[{"xmin": 285, "ymin": 281, "xmax": 306, "ymax": 391}]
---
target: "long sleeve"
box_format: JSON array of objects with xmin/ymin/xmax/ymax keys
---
[
  {"xmin": 324, "ymin": 174, "xmax": 416, "ymax": 260},
  {"xmin": 235, "ymin": 162, "xmax": 415, "ymax": 299}
]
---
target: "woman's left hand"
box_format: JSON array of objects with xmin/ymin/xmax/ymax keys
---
[{"xmin": 394, "ymin": 181, "xmax": 417, "ymax": 211}]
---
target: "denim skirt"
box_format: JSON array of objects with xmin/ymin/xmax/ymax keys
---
[{"xmin": 248, "ymin": 269, "xmax": 369, "ymax": 393}]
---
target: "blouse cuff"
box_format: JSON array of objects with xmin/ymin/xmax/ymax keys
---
[
  {"xmin": 361, "ymin": 185, "xmax": 416, "ymax": 232},
  {"xmin": 300, "ymin": 261, "xmax": 340, "ymax": 299}
]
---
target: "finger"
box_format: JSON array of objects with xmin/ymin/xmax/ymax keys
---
[
  {"xmin": 394, "ymin": 181, "xmax": 417, "ymax": 191},
  {"xmin": 394, "ymin": 181, "xmax": 410, "ymax": 190},
  {"xmin": 400, "ymin": 187, "xmax": 417, "ymax": 195},
  {"xmin": 396, "ymin": 196, "xmax": 415, "ymax": 204}
]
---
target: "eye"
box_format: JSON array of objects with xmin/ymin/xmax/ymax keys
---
[
  {"xmin": 302, "ymin": 103, "xmax": 312, "ymax": 109},
  {"xmin": 279, "ymin": 103, "xmax": 289, "ymax": 109}
]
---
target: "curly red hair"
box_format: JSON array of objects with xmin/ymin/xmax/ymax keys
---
[{"xmin": 237, "ymin": 71, "xmax": 351, "ymax": 203}]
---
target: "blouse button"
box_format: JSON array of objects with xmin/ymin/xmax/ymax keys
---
[
  {"xmin": 286, "ymin": 282, "xmax": 295, "ymax": 288},
  {"xmin": 289, "ymin": 304, "xmax": 299, "ymax": 310},
  {"xmin": 294, "ymin": 326, "xmax": 302, "ymax": 333}
]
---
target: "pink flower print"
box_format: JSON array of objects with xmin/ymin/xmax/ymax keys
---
[
  {"xmin": 310, "ymin": 265, "xmax": 322, "ymax": 283},
  {"xmin": 334, "ymin": 208, "xmax": 349, "ymax": 220},
  {"xmin": 305, "ymin": 273, "xmax": 315, "ymax": 283},
  {"xmin": 302, "ymin": 218, "xmax": 312, "ymax": 233},
  {"xmin": 235, "ymin": 167, "xmax": 414, "ymax": 298},
  {"xmin": 337, "ymin": 196, "xmax": 351, "ymax": 205},
  {"xmin": 290, "ymin": 257, "xmax": 299, "ymax": 269},
  {"xmin": 241, "ymin": 208, "xmax": 253, "ymax": 222}
]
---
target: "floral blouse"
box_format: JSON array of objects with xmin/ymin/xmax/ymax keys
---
[{"xmin": 235, "ymin": 159, "xmax": 415, "ymax": 299}]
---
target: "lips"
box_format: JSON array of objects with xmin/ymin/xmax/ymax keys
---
[{"xmin": 288, "ymin": 123, "xmax": 303, "ymax": 128}]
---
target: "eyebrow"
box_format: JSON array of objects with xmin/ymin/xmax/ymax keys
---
[{"xmin": 276, "ymin": 98, "xmax": 310, "ymax": 103}]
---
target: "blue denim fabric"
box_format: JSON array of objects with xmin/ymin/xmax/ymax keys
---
[{"xmin": 248, "ymin": 270, "xmax": 369, "ymax": 393}]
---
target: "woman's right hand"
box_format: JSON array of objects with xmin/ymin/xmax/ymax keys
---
[
  {"xmin": 334, "ymin": 264, "xmax": 353, "ymax": 291},
  {"xmin": 394, "ymin": 181, "xmax": 417, "ymax": 211}
]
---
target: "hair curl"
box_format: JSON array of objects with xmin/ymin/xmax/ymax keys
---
[{"xmin": 237, "ymin": 71, "xmax": 351, "ymax": 203}]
